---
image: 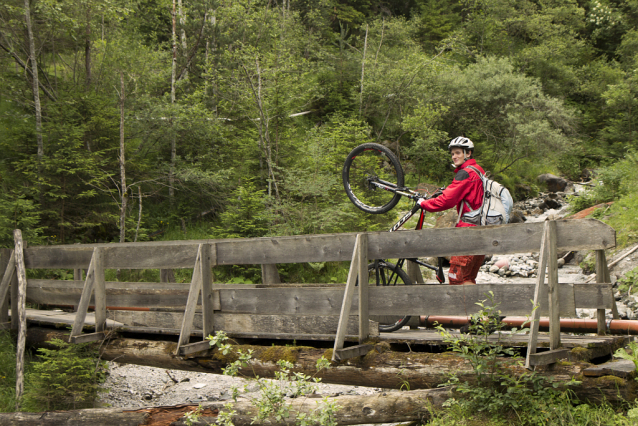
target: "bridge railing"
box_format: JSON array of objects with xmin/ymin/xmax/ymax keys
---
[{"xmin": 0, "ymin": 219, "xmax": 617, "ymax": 366}]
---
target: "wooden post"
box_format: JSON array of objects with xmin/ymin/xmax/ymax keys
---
[
  {"xmin": 10, "ymin": 270, "xmax": 18, "ymax": 331},
  {"xmin": 160, "ymin": 269, "xmax": 176, "ymax": 283},
  {"xmin": 595, "ymin": 250, "xmax": 615, "ymax": 332},
  {"xmin": 547, "ymin": 220, "xmax": 561, "ymax": 350},
  {"xmin": 333, "ymin": 234, "xmax": 362, "ymax": 360},
  {"xmin": 0, "ymin": 250, "xmax": 15, "ymax": 326},
  {"xmin": 525, "ymin": 221, "xmax": 550, "ymax": 369},
  {"xmin": 176, "ymin": 245, "xmax": 203, "ymax": 354},
  {"xmin": 200, "ymin": 243, "xmax": 215, "ymax": 337},
  {"xmin": 93, "ymin": 248, "xmax": 106, "ymax": 333},
  {"xmin": 73, "ymin": 269, "xmax": 83, "ymax": 281},
  {"xmin": 13, "ymin": 230, "xmax": 28, "ymax": 410},
  {"xmin": 406, "ymin": 260, "xmax": 425, "ymax": 284},
  {"xmin": 358, "ymin": 234, "xmax": 369, "ymax": 343},
  {"xmin": 261, "ymin": 264, "xmax": 281, "ymax": 285}
]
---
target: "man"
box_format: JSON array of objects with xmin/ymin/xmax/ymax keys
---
[{"xmin": 417, "ymin": 136, "xmax": 485, "ymax": 285}]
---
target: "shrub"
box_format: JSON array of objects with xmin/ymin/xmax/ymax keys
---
[{"xmin": 21, "ymin": 339, "xmax": 107, "ymax": 411}]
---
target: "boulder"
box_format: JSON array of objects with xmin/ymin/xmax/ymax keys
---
[
  {"xmin": 537, "ymin": 173, "xmax": 568, "ymax": 193},
  {"xmin": 543, "ymin": 198, "xmax": 561, "ymax": 209},
  {"xmin": 435, "ymin": 209, "xmax": 458, "ymax": 228},
  {"xmin": 508, "ymin": 210, "xmax": 526, "ymax": 223}
]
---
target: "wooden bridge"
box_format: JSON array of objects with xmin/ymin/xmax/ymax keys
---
[{"xmin": 0, "ymin": 219, "xmax": 624, "ymax": 372}]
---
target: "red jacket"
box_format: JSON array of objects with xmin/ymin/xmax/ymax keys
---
[{"xmin": 418, "ymin": 159, "xmax": 485, "ymax": 228}]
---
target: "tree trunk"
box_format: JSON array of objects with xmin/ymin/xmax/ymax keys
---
[
  {"xmin": 0, "ymin": 388, "xmax": 448, "ymax": 425},
  {"xmin": 169, "ymin": 0, "xmax": 177, "ymax": 202},
  {"xmin": 24, "ymin": 0, "xmax": 43, "ymax": 162},
  {"xmin": 119, "ymin": 72, "xmax": 127, "ymax": 245},
  {"xmin": 85, "ymin": 6, "xmax": 91, "ymax": 88},
  {"xmin": 25, "ymin": 328, "xmax": 638, "ymax": 405}
]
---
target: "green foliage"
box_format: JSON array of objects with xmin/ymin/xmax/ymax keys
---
[
  {"xmin": 205, "ymin": 331, "xmax": 339, "ymax": 426},
  {"xmin": 614, "ymin": 340, "xmax": 638, "ymax": 371},
  {"xmin": 616, "ymin": 266, "xmax": 638, "ymax": 295},
  {"xmin": 211, "ymin": 180, "xmax": 273, "ymax": 239},
  {"xmin": 0, "ymin": 332, "xmax": 17, "ymax": 412},
  {"xmin": 21, "ymin": 338, "xmax": 107, "ymax": 411},
  {"xmin": 436, "ymin": 293, "xmax": 587, "ymax": 425}
]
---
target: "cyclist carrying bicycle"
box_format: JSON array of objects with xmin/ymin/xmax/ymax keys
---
[{"xmin": 416, "ymin": 136, "xmax": 485, "ymax": 286}]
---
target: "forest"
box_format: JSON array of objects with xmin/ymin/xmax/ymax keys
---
[{"xmin": 1, "ymin": 0, "xmax": 637, "ymax": 268}]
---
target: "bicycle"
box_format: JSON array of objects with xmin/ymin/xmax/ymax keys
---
[{"xmin": 342, "ymin": 142, "xmax": 446, "ymax": 332}]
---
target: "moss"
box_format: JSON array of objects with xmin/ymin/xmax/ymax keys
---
[
  {"xmin": 164, "ymin": 343, "xmax": 178, "ymax": 355},
  {"xmin": 258, "ymin": 346, "xmax": 302, "ymax": 364},
  {"xmin": 596, "ymin": 375, "xmax": 626, "ymax": 387},
  {"xmin": 322, "ymin": 349, "xmax": 336, "ymax": 365}
]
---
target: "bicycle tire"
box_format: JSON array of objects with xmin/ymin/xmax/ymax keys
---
[
  {"xmin": 342, "ymin": 143, "xmax": 404, "ymax": 214},
  {"xmin": 366, "ymin": 261, "xmax": 412, "ymax": 332}
]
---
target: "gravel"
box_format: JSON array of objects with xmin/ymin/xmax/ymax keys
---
[{"xmin": 98, "ymin": 362, "xmax": 385, "ymax": 409}]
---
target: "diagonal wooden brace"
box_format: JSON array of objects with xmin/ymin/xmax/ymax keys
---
[
  {"xmin": 176, "ymin": 244, "xmax": 216, "ymax": 356},
  {"xmin": 69, "ymin": 248, "xmax": 106, "ymax": 343},
  {"xmin": 333, "ymin": 234, "xmax": 370, "ymax": 362}
]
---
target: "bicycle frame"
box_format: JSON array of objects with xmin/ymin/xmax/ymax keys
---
[{"xmin": 367, "ymin": 177, "xmax": 446, "ymax": 283}]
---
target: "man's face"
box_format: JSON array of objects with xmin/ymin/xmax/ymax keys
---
[{"xmin": 451, "ymin": 147, "xmax": 467, "ymax": 167}]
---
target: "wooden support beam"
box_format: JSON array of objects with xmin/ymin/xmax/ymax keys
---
[
  {"xmin": 406, "ymin": 260, "xmax": 425, "ymax": 284},
  {"xmin": 13, "ymin": 230, "xmax": 28, "ymax": 409},
  {"xmin": 160, "ymin": 269, "xmax": 176, "ymax": 283},
  {"xmin": 527, "ymin": 349, "xmax": 571, "ymax": 366},
  {"xmin": 93, "ymin": 248, "xmax": 106, "ymax": 333},
  {"xmin": 69, "ymin": 332, "xmax": 107, "ymax": 344},
  {"xmin": 596, "ymin": 250, "xmax": 618, "ymax": 329},
  {"xmin": 73, "ymin": 269, "xmax": 83, "ymax": 281},
  {"xmin": 525, "ymin": 221, "xmax": 549, "ymax": 369},
  {"xmin": 200, "ymin": 244, "xmax": 215, "ymax": 337},
  {"xmin": 547, "ymin": 221, "xmax": 561, "ymax": 350},
  {"xmin": 10, "ymin": 267, "xmax": 17, "ymax": 331},
  {"xmin": 0, "ymin": 250, "xmax": 15, "ymax": 322},
  {"xmin": 176, "ymin": 245, "xmax": 203, "ymax": 355},
  {"xmin": 333, "ymin": 234, "xmax": 362, "ymax": 361},
  {"xmin": 178, "ymin": 340, "xmax": 212, "ymax": 356},
  {"xmin": 69, "ymin": 248, "xmax": 98, "ymax": 340},
  {"xmin": 22, "ymin": 219, "xmax": 615, "ymax": 269},
  {"xmin": 358, "ymin": 234, "xmax": 369, "ymax": 343},
  {"xmin": 261, "ymin": 264, "xmax": 281, "ymax": 284},
  {"xmin": 333, "ymin": 344, "xmax": 373, "ymax": 361}
]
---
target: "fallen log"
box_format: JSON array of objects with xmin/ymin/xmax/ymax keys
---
[
  {"xmin": 25, "ymin": 327, "xmax": 638, "ymax": 405},
  {"xmin": 0, "ymin": 388, "xmax": 450, "ymax": 425}
]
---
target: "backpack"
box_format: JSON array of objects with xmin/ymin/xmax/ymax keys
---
[{"xmin": 458, "ymin": 165, "xmax": 514, "ymax": 226}]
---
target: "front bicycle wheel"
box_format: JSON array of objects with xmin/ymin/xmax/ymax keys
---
[
  {"xmin": 367, "ymin": 261, "xmax": 412, "ymax": 332},
  {"xmin": 342, "ymin": 143, "xmax": 404, "ymax": 214}
]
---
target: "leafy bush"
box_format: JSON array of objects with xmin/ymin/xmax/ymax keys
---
[
  {"xmin": 0, "ymin": 332, "xmax": 17, "ymax": 412},
  {"xmin": 206, "ymin": 331, "xmax": 339, "ymax": 426},
  {"xmin": 21, "ymin": 339, "xmax": 107, "ymax": 411}
]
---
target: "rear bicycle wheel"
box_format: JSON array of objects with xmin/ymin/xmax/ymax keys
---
[
  {"xmin": 342, "ymin": 143, "xmax": 404, "ymax": 214},
  {"xmin": 367, "ymin": 261, "xmax": 412, "ymax": 332}
]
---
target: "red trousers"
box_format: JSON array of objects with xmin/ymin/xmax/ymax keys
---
[{"xmin": 448, "ymin": 255, "xmax": 485, "ymax": 285}]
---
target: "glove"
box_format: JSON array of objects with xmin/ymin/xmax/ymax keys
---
[{"xmin": 416, "ymin": 198, "xmax": 427, "ymax": 209}]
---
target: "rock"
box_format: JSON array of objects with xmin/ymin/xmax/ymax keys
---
[
  {"xmin": 544, "ymin": 198, "xmax": 561, "ymax": 209},
  {"xmin": 494, "ymin": 258, "xmax": 509, "ymax": 269},
  {"xmin": 537, "ymin": 174, "xmax": 568, "ymax": 193},
  {"xmin": 489, "ymin": 265, "xmax": 500, "ymax": 273},
  {"xmin": 557, "ymin": 258, "xmax": 565, "ymax": 268},
  {"xmin": 508, "ymin": 210, "xmax": 526, "ymax": 223},
  {"xmin": 435, "ymin": 209, "xmax": 458, "ymax": 228},
  {"xmin": 514, "ymin": 184, "xmax": 534, "ymax": 200}
]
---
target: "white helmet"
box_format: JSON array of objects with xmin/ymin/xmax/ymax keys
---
[{"xmin": 448, "ymin": 136, "xmax": 474, "ymax": 152}]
